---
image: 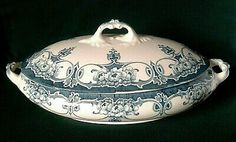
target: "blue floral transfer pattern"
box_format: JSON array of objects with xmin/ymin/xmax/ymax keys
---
[
  {"xmin": 23, "ymin": 80, "xmax": 51, "ymax": 105},
  {"xmin": 31, "ymin": 58, "xmax": 57, "ymax": 79},
  {"xmin": 22, "ymin": 67, "xmax": 213, "ymax": 122},
  {"xmin": 23, "ymin": 44, "xmax": 207, "ymax": 91},
  {"xmin": 93, "ymin": 98, "xmax": 142, "ymax": 122},
  {"xmin": 155, "ymin": 44, "xmax": 205, "ymax": 81},
  {"xmin": 92, "ymin": 66, "xmax": 137, "ymax": 87},
  {"xmin": 26, "ymin": 47, "xmax": 75, "ymax": 82}
]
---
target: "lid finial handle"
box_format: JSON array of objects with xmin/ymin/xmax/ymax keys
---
[{"xmin": 80, "ymin": 19, "xmax": 140, "ymax": 47}]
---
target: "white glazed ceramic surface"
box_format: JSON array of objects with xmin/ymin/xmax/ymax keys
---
[{"xmin": 6, "ymin": 20, "xmax": 230, "ymax": 124}]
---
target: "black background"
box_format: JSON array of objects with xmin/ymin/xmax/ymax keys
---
[{"xmin": 1, "ymin": 0, "xmax": 236, "ymax": 142}]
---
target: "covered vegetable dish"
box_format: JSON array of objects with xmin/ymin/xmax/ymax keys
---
[{"xmin": 6, "ymin": 20, "xmax": 230, "ymax": 124}]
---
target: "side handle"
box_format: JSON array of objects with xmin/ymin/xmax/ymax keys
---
[
  {"xmin": 210, "ymin": 59, "xmax": 230, "ymax": 86},
  {"xmin": 6, "ymin": 62, "xmax": 22, "ymax": 87}
]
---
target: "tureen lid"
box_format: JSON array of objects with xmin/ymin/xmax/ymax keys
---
[{"xmin": 20, "ymin": 19, "xmax": 209, "ymax": 94}]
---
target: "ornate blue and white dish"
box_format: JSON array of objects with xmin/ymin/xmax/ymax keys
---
[{"xmin": 6, "ymin": 20, "xmax": 230, "ymax": 124}]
